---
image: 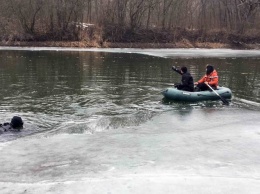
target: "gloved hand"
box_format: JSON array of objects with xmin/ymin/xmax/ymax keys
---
[{"xmin": 172, "ymin": 66, "xmax": 176, "ymax": 71}]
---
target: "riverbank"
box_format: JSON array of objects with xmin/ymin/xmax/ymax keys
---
[{"xmin": 1, "ymin": 40, "xmax": 260, "ymax": 50}]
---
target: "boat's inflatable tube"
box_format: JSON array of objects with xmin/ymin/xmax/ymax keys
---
[{"xmin": 162, "ymin": 87, "xmax": 232, "ymax": 102}]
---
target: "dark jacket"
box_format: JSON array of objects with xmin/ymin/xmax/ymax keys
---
[
  {"xmin": 0, "ymin": 116, "xmax": 23, "ymax": 134},
  {"xmin": 173, "ymin": 68, "xmax": 194, "ymax": 92},
  {"xmin": 0, "ymin": 123, "xmax": 22, "ymax": 134}
]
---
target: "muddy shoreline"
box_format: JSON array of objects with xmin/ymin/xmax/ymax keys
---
[{"xmin": 1, "ymin": 40, "xmax": 260, "ymax": 50}]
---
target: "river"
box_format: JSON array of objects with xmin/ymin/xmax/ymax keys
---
[{"xmin": 0, "ymin": 47, "xmax": 260, "ymax": 194}]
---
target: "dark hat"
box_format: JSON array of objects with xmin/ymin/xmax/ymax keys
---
[
  {"xmin": 206, "ymin": 65, "xmax": 214, "ymax": 75},
  {"xmin": 10, "ymin": 116, "xmax": 23, "ymax": 129},
  {"xmin": 181, "ymin": 66, "xmax": 187, "ymax": 73}
]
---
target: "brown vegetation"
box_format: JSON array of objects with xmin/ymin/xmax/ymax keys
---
[{"xmin": 0, "ymin": 0, "xmax": 260, "ymax": 49}]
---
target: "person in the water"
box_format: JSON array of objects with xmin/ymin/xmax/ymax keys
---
[
  {"xmin": 0, "ymin": 116, "xmax": 24, "ymax": 133},
  {"xmin": 172, "ymin": 66, "xmax": 194, "ymax": 92}
]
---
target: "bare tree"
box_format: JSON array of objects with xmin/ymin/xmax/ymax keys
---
[
  {"xmin": 7, "ymin": 0, "xmax": 44, "ymax": 34},
  {"xmin": 237, "ymin": 0, "xmax": 260, "ymax": 32},
  {"xmin": 128, "ymin": 0, "xmax": 149, "ymax": 30},
  {"xmin": 1, "ymin": 0, "xmax": 260, "ymax": 42}
]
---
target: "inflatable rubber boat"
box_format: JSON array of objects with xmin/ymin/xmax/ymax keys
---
[{"xmin": 162, "ymin": 86, "xmax": 232, "ymax": 102}]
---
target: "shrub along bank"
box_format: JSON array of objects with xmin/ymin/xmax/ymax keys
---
[{"xmin": 1, "ymin": 26, "xmax": 259, "ymax": 49}]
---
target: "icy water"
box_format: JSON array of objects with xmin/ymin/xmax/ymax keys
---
[{"xmin": 1, "ymin": 48, "xmax": 260, "ymax": 194}]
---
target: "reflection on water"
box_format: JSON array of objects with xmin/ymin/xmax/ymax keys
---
[{"xmin": 0, "ymin": 50, "xmax": 260, "ymax": 139}]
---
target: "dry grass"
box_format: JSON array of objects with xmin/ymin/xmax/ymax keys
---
[
  {"xmin": 0, "ymin": 40, "xmax": 258, "ymax": 49},
  {"xmin": 194, "ymin": 42, "xmax": 229, "ymax": 48},
  {"xmin": 1, "ymin": 26, "xmax": 260, "ymax": 49},
  {"xmin": 0, "ymin": 40, "xmax": 102, "ymax": 48}
]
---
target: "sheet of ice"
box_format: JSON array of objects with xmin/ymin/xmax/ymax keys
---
[
  {"xmin": 1, "ymin": 46, "xmax": 260, "ymax": 58},
  {"xmin": 1, "ymin": 108, "xmax": 260, "ymax": 194},
  {"xmin": 1, "ymin": 47, "xmax": 260, "ymax": 193}
]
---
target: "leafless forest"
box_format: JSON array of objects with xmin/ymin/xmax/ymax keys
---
[{"xmin": 0, "ymin": 0, "xmax": 260, "ymax": 47}]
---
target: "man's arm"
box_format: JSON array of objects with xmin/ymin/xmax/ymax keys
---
[{"xmin": 172, "ymin": 66, "xmax": 182, "ymax": 75}]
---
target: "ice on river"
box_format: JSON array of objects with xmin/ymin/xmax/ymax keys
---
[
  {"xmin": 1, "ymin": 107, "xmax": 260, "ymax": 194},
  {"xmin": 1, "ymin": 46, "xmax": 260, "ymax": 58},
  {"xmin": 1, "ymin": 47, "xmax": 260, "ymax": 193}
]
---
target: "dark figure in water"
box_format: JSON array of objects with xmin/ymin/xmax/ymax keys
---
[
  {"xmin": 0, "ymin": 116, "xmax": 24, "ymax": 133},
  {"xmin": 172, "ymin": 66, "xmax": 194, "ymax": 92}
]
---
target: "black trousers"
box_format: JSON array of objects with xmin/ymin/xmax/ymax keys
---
[
  {"xmin": 176, "ymin": 84, "xmax": 194, "ymax": 92},
  {"xmin": 196, "ymin": 83, "xmax": 216, "ymax": 91}
]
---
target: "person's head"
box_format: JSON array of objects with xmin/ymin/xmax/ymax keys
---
[
  {"xmin": 206, "ymin": 65, "xmax": 214, "ymax": 75},
  {"xmin": 181, "ymin": 66, "xmax": 187, "ymax": 73},
  {"xmin": 10, "ymin": 116, "xmax": 23, "ymax": 129}
]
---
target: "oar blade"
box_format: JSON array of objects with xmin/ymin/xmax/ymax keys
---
[
  {"xmin": 220, "ymin": 96, "xmax": 229, "ymax": 105},
  {"xmin": 205, "ymin": 83, "xmax": 230, "ymax": 105}
]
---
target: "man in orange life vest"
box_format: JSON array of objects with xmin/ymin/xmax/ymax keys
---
[{"xmin": 194, "ymin": 65, "xmax": 218, "ymax": 91}]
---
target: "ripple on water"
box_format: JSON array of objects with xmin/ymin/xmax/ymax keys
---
[{"xmin": 1, "ymin": 49, "xmax": 260, "ymax": 143}]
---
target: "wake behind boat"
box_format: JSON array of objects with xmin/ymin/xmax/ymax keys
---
[{"xmin": 162, "ymin": 86, "xmax": 232, "ymax": 102}]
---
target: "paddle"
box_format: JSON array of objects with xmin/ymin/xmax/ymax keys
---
[{"xmin": 205, "ymin": 83, "xmax": 229, "ymax": 105}]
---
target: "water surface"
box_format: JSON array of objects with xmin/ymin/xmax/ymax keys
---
[
  {"xmin": 0, "ymin": 48, "xmax": 260, "ymax": 194},
  {"xmin": 1, "ymin": 49, "xmax": 260, "ymax": 136}
]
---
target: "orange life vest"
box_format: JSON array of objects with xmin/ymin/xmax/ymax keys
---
[{"xmin": 198, "ymin": 70, "xmax": 218, "ymax": 87}]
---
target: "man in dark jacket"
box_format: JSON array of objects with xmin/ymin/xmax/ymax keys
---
[
  {"xmin": 0, "ymin": 116, "xmax": 23, "ymax": 133},
  {"xmin": 172, "ymin": 66, "xmax": 194, "ymax": 92}
]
